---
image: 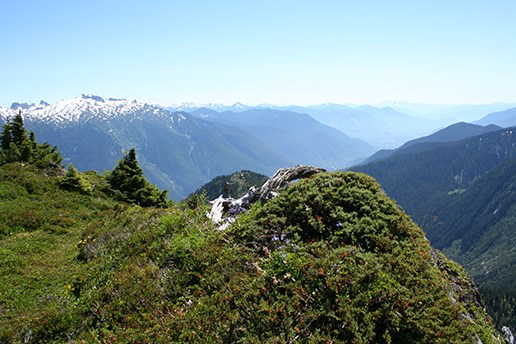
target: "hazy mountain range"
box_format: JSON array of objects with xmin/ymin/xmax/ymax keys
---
[
  {"xmin": 378, "ymin": 101, "xmax": 516, "ymax": 121},
  {"xmin": 169, "ymin": 101, "xmax": 516, "ymax": 148},
  {"xmin": 474, "ymin": 107, "xmax": 516, "ymax": 128},
  {"xmin": 361, "ymin": 122, "xmax": 503, "ymax": 164},
  {"xmin": 171, "ymin": 102, "xmax": 441, "ymax": 148},
  {"xmin": 190, "ymin": 107, "xmax": 375, "ymax": 169}
]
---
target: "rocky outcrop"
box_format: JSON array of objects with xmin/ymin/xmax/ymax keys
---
[
  {"xmin": 209, "ymin": 165, "xmax": 326, "ymax": 229},
  {"xmin": 502, "ymin": 326, "xmax": 514, "ymax": 344}
]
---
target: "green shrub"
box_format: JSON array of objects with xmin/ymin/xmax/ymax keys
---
[{"xmin": 59, "ymin": 164, "xmax": 93, "ymax": 194}]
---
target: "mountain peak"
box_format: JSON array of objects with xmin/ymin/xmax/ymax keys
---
[
  {"xmin": 81, "ymin": 94, "xmax": 105, "ymax": 102},
  {"xmin": 10, "ymin": 102, "xmax": 33, "ymax": 110},
  {"xmin": 8, "ymin": 100, "xmax": 50, "ymax": 112}
]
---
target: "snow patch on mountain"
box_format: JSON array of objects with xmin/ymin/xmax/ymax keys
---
[{"xmin": 1, "ymin": 94, "xmax": 185, "ymax": 126}]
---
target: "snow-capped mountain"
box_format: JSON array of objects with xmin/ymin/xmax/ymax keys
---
[{"xmin": 2, "ymin": 94, "xmax": 186, "ymax": 126}]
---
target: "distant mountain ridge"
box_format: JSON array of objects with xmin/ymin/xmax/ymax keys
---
[
  {"xmin": 361, "ymin": 122, "xmax": 502, "ymax": 164},
  {"xmin": 166, "ymin": 101, "xmax": 252, "ymax": 113},
  {"xmin": 398, "ymin": 122, "xmax": 502, "ymax": 149},
  {"xmin": 474, "ymin": 107, "xmax": 516, "ymax": 128},
  {"xmin": 167, "ymin": 102, "xmax": 516, "ymax": 149},
  {"xmin": 191, "ymin": 107, "xmax": 376, "ymax": 170},
  {"xmin": 169, "ymin": 102, "xmax": 513, "ymax": 149},
  {"xmin": 352, "ymin": 126, "xmax": 516, "ymax": 224},
  {"xmin": 275, "ymin": 104, "xmax": 450, "ymax": 148},
  {"xmin": 379, "ymin": 101, "xmax": 516, "ymax": 122},
  {"xmin": 2, "ymin": 94, "xmax": 170, "ymax": 125}
]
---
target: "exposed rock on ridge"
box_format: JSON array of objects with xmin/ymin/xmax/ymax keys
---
[{"xmin": 209, "ymin": 165, "xmax": 326, "ymax": 229}]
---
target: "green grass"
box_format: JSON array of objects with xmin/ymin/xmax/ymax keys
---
[
  {"xmin": 0, "ymin": 163, "xmax": 120, "ymax": 342},
  {"xmin": 0, "ymin": 229, "xmax": 82, "ymax": 338}
]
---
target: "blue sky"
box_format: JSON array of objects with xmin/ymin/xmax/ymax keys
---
[{"xmin": 1, "ymin": 0, "xmax": 515, "ymax": 107}]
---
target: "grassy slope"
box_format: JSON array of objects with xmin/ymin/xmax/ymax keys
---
[
  {"xmin": 0, "ymin": 163, "xmax": 118, "ymax": 341},
  {"xmin": 0, "ymin": 165, "xmax": 501, "ymax": 343}
]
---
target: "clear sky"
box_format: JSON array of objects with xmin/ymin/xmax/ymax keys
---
[{"xmin": 1, "ymin": 0, "xmax": 515, "ymax": 107}]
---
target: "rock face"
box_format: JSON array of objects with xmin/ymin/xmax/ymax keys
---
[
  {"xmin": 502, "ymin": 326, "xmax": 514, "ymax": 344},
  {"xmin": 209, "ymin": 165, "xmax": 326, "ymax": 229}
]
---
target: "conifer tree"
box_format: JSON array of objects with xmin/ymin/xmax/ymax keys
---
[
  {"xmin": 59, "ymin": 164, "xmax": 93, "ymax": 194},
  {"xmin": 107, "ymin": 148, "xmax": 168, "ymax": 207},
  {"xmin": 0, "ymin": 121, "xmax": 12, "ymax": 151},
  {"xmin": 10, "ymin": 111, "xmax": 27, "ymax": 146},
  {"xmin": 20, "ymin": 139, "xmax": 32, "ymax": 162},
  {"xmin": 29, "ymin": 131, "xmax": 37, "ymax": 149},
  {"xmin": 0, "ymin": 112, "xmax": 62, "ymax": 167}
]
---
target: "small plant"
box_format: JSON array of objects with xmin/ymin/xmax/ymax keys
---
[{"xmin": 59, "ymin": 164, "xmax": 93, "ymax": 194}]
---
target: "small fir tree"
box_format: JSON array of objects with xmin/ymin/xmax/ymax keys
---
[
  {"xmin": 59, "ymin": 164, "xmax": 93, "ymax": 194},
  {"xmin": 10, "ymin": 111, "xmax": 27, "ymax": 146},
  {"xmin": 20, "ymin": 138, "xmax": 32, "ymax": 162},
  {"xmin": 107, "ymin": 148, "xmax": 168, "ymax": 207}
]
